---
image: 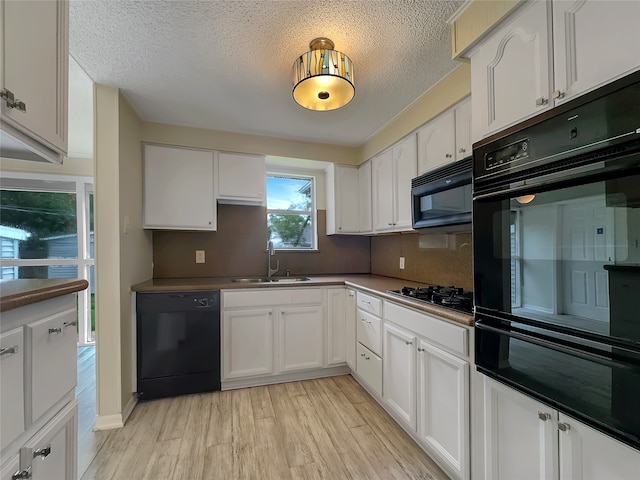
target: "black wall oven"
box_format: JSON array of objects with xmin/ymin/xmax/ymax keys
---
[{"xmin": 472, "ymin": 71, "xmax": 640, "ymax": 449}]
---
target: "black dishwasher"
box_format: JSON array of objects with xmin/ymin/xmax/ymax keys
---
[{"xmin": 136, "ymin": 290, "xmax": 220, "ymax": 400}]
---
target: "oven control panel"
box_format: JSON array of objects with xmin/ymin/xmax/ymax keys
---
[{"xmin": 485, "ymin": 139, "xmax": 529, "ymax": 170}]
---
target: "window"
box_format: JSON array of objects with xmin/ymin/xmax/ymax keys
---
[
  {"xmin": 0, "ymin": 174, "xmax": 95, "ymax": 344},
  {"xmin": 266, "ymin": 174, "xmax": 317, "ymax": 250}
]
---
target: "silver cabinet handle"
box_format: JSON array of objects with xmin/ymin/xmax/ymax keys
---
[
  {"xmin": 458, "ymin": 148, "xmax": 466, "ymax": 154},
  {"xmin": 48, "ymin": 327, "xmax": 62, "ymax": 335},
  {"xmin": 365, "ymin": 356, "xmax": 370, "ymax": 360},
  {"xmin": 535, "ymin": 97, "xmax": 548, "ymax": 107},
  {"xmin": 63, "ymin": 321, "xmax": 77, "ymax": 328},
  {"xmin": 552, "ymin": 90, "xmax": 565, "ymax": 100},
  {"xmin": 1, "ymin": 88, "xmax": 27, "ymax": 112},
  {"xmin": 558, "ymin": 422, "xmax": 570, "ymax": 432},
  {"xmin": 360, "ymin": 353, "xmax": 366, "ymax": 357},
  {"xmin": 0, "ymin": 345, "xmax": 19, "ymax": 358},
  {"xmin": 538, "ymin": 411, "xmax": 551, "ymax": 421},
  {"xmin": 405, "ymin": 341, "xmax": 412, "ymax": 345},
  {"xmin": 417, "ymin": 347, "xmax": 425, "ymax": 352},
  {"xmin": 12, "ymin": 467, "xmax": 31, "ymax": 480},
  {"xmin": 360, "ymin": 318, "xmax": 371, "ymax": 324},
  {"xmin": 33, "ymin": 444, "xmax": 51, "ymax": 458},
  {"xmin": 445, "ymin": 153, "xmax": 452, "ymax": 158}
]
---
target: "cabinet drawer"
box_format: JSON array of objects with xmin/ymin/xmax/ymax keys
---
[
  {"xmin": 356, "ymin": 343, "xmax": 382, "ymax": 396},
  {"xmin": 357, "ymin": 309, "xmax": 382, "ymax": 356},
  {"xmin": 27, "ymin": 309, "xmax": 77, "ymax": 424},
  {"xmin": 1, "ymin": 327, "xmax": 25, "ymax": 450},
  {"xmin": 223, "ymin": 288, "xmax": 322, "ymax": 308},
  {"xmin": 356, "ymin": 291, "xmax": 382, "ymax": 316},
  {"xmin": 385, "ymin": 301, "xmax": 468, "ymax": 357}
]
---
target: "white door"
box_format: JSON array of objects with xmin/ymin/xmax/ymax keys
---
[
  {"xmin": 483, "ymin": 377, "xmax": 558, "ymax": 480},
  {"xmin": 561, "ymin": 198, "xmax": 612, "ymax": 323},
  {"xmin": 345, "ymin": 289, "xmax": 357, "ymax": 369},
  {"xmin": 393, "ymin": 135, "xmax": 418, "ymax": 230},
  {"xmin": 335, "ymin": 165, "xmax": 360, "ymax": 233},
  {"xmin": 559, "ymin": 412, "xmax": 640, "ymax": 480},
  {"xmin": 326, "ymin": 288, "xmax": 346, "ymax": 366},
  {"xmin": 418, "ymin": 340, "xmax": 470, "ymax": 480},
  {"xmin": 552, "ymin": 0, "xmax": 640, "ymax": 106},
  {"xmin": 383, "ymin": 323, "xmax": 416, "ymax": 429},
  {"xmin": 223, "ymin": 308, "xmax": 273, "ymax": 379},
  {"xmin": 278, "ymin": 305, "xmax": 323, "ymax": 372},
  {"xmin": 470, "ymin": 0, "xmax": 552, "ymax": 139},
  {"xmin": 454, "ymin": 96, "xmax": 472, "ymax": 161},
  {"xmin": 372, "ymin": 149, "xmax": 395, "ymax": 231},
  {"xmin": 417, "ymin": 110, "xmax": 455, "ymax": 175},
  {"xmin": 358, "ymin": 161, "xmax": 372, "ymax": 233}
]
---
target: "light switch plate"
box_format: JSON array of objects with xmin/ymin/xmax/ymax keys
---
[
  {"xmin": 399, "ymin": 257, "xmax": 405, "ymax": 269},
  {"xmin": 195, "ymin": 250, "xmax": 205, "ymax": 263}
]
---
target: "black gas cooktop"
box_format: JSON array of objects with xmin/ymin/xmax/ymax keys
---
[{"xmin": 387, "ymin": 285, "xmax": 474, "ymax": 315}]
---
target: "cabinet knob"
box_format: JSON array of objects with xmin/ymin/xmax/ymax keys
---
[
  {"xmin": 535, "ymin": 97, "xmax": 548, "ymax": 107},
  {"xmin": 538, "ymin": 411, "xmax": 551, "ymax": 421},
  {"xmin": 458, "ymin": 148, "xmax": 466, "ymax": 154},
  {"xmin": 418, "ymin": 347, "xmax": 425, "ymax": 352},
  {"xmin": 63, "ymin": 321, "xmax": 77, "ymax": 329},
  {"xmin": 558, "ymin": 422, "xmax": 570, "ymax": 432},
  {"xmin": 360, "ymin": 353, "xmax": 366, "ymax": 357},
  {"xmin": 445, "ymin": 153, "xmax": 452, "ymax": 158},
  {"xmin": 552, "ymin": 90, "xmax": 565, "ymax": 100},
  {"xmin": 365, "ymin": 356, "xmax": 370, "ymax": 360},
  {"xmin": 33, "ymin": 444, "xmax": 51, "ymax": 458},
  {"xmin": 48, "ymin": 327, "xmax": 62, "ymax": 335},
  {"xmin": 1, "ymin": 88, "xmax": 27, "ymax": 112},
  {"xmin": 0, "ymin": 345, "xmax": 19, "ymax": 358},
  {"xmin": 11, "ymin": 467, "xmax": 32, "ymax": 480},
  {"xmin": 405, "ymin": 341, "xmax": 412, "ymax": 345}
]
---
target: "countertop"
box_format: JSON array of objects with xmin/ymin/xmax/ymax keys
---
[
  {"xmin": 131, "ymin": 274, "xmax": 474, "ymax": 327},
  {"xmin": 0, "ymin": 278, "xmax": 89, "ymax": 312}
]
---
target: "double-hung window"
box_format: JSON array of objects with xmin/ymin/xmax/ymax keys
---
[{"xmin": 266, "ymin": 174, "xmax": 317, "ymax": 250}]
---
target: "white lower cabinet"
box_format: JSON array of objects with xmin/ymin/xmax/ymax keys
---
[
  {"xmin": 345, "ymin": 289, "xmax": 356, "ymax": 370},
  {"xmin": 383, "ymin": 323, "xmax": 416, "ymax": 429},
  {"xmin": 356, "ymin": 342, "xmax": 382, "ymax": 396},
  {"xmin": 0, "ymin": 328, "xmax": 25, "ymax": 451},
  {"xmin": 326, "ymin": 288, "xmax": 347, "ymax": 366},
  {"xmin": 223, "ymin": 308, "xmax": 274, "ymax": 379},
  {"xmin": 278, "ymin": 305, "xmax": 323, "ymax": 372},
  {"xmin": 482, "ymin": 376, "xmax": 640, "ymax": 480}
]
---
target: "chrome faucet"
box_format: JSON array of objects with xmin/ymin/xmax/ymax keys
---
[{"xmin": 267, "ymin": 240, "xmax": 280, "ymax": 278}]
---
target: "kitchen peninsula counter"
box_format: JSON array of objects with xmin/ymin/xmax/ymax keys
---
[
  {"xmin": 0, "ymin": 278, "xmax": 89, "ymax": 313},
  {"xmin": 131, "ymin": 274, "xmax": 473, "ymax": 327}
]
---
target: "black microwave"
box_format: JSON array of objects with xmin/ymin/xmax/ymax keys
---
[{"xmin": 411, "ymin": 157, "xmax": 472, "ymax": 231}]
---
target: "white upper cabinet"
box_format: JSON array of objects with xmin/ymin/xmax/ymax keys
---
[
  {"xmin": 0, "ymin": 0, "xmax": 68, "ymax": 163},
  {"xmin": 454, "ymin": 96, "xmax": 472, "ymax": 161},
  {"xmin": 417, "ymin": 109, "xmax": 455, "ymax": 175},
  {"xmin": 470, "ymin": 0, "xmax": 640, "ymax": 141},
  {"xmin": 470, "ymin": 0, "xmax": 552, "ymax": 140},
  {"xmin": 143, "ymin": 144, "xmax": 216, "ymax": 230},
  {"xmin": 552, "ymin": 0, "xmax": 640, "ymax": 107},
  {"xmin": 373, "ymin": 135, "xmax": 417, "ymax": 232},
  {"xmin": 217, "ymin": 152, "xmax": 266, "ymax": 205},
  {"xmin": 326, "ymin": 164, "xmax": 360, "ymax": 234},
  {"xmin": 358, "ymin": 161, "xmax": 373, "ymax": 233}
]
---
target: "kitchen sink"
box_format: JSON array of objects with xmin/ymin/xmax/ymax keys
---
[{"xmin": 230, "ymin": 277, "xmax": 311, "ymax": 283}]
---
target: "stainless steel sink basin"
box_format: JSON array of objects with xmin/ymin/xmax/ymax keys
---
[{"xmin": 230, "ymin": 276, "xmax": 311, "ymax": 283}]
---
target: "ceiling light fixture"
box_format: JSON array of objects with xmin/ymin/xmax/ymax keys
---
[{"xmin": 292, "ymin": 37, "xmax": 354, "ymax": 111}]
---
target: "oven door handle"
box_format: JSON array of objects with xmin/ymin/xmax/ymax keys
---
[{"xmin": 476, "ymin": 320, "xmax": 640, "ymax": 369}]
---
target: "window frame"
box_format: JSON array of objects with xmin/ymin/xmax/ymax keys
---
[{"xmin": 266, "ymin": 171, "xmax": 318, "ymax": 251}]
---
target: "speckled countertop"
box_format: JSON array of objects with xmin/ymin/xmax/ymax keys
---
[
  {"xmin": 131, "ymin": 274, "xmax": 474, "ymax": 327},
  {"xmin": 0, "ymin": 278, "xmax": 89, "ymax": 312}
]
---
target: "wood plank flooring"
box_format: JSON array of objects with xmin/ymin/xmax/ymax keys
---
[{"xmin": 80, "ymin": 375, "xmax": 450, "ymax": 480}]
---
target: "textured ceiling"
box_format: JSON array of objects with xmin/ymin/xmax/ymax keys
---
[{"xmin": 69, "ymin": 0, "xmax": 464, "ymax": 147}]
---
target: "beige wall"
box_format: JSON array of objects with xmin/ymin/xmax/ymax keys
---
[
  {"xmin": 358, "ymin": 63, "xmax": 471, "ymax": 162},
  {"xmin": 0, "ymin": 155, "xmax": 93, "ymax": 176},
  {"xmin": 117, "ymin": 93, "xmax": 153, "ymax": 412},
  {"xmin": 142, "ymin": 122, "xmax": 360, "ymax": 165},
  {"xmin": 94, "ymin": 85, "xmax": 152, "ymax": 426}
]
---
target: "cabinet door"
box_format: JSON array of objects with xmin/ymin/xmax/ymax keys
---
[
  {"xmin": 358, "ymin": 161, "xmax": 372, "ymax": 233},
  {"xmin": 393, "ymin": 135, "xmax": 418, "ymax": 230},
  {"xmin": 372, "ymin": 149, "xmax": 395, "ymax": 231},
  {"xmin": 0, "ymin": 455, "xmax": 19, "ymax": 480},
  {"xmin": 559, "ymin": 412, "xmax": 640, "ymax": 480},
  {"xmin": 217, "ymin": 152, "xmax": 265, "ymax": 204},
  {"xmin": 418, "ymin": 340, "xmax": 470, "ymax": 480},
  {"xmin": 143, "ymin": 144, "xmax": 216, "ymax": 230},
  {"xmin": 483, "ymin": 377, "xmax": 558, "ymax": 480},
  {"xmin": 470, "ymin": 0, "xmax": 552, "ymax": 140},
  {"xmin": 278, "ymin": 305, "xmax": 323, "ymax": 373},
  {"xmin": 223, "ymin": 308, "xmax": 273, "ymax": 379},
  {"xmin": 552, "ymin": 0, "xmax": 640, "ymax": 107},
  {"xmin": 335, "ymin": 165, "xmax": 360, "ymax": 233},
  {"xmin": 26, "ymin": 400, "xmax": 77, "ymax": 480},
  {"xmin": 383, "ymin": 323, "xmax": 416, "ymax": 429},
  {"xmin": 417, "ymin": 110, "xmax": 455, "ymax": 175},
  {"xmin": 326, "ymin": 288, "xmax": 346, "ymax": 366},
  {"xmin": 1, "ymin": 0, "xmax": 68, "ymax": 154},
  {"xmin": 0, "ymin": 327, "xmax": 24, "ymax": 450},
  {"xmin": 454, "ymin": 96, "xmax": 472, "ymax": 161},
  {"xmin": 356, "ymin": 342, "xmax": 382, "ymax": 396},
  {"xmin": 28, "ymin": 307, "xmax": 77, "ymax": 425},
  {"xmin": 345, "ymin": 289, "xmax": 357, "ymax": 369}
]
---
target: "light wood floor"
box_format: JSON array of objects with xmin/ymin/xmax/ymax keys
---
[{"xmin": 80, "ymin": 374, "xmax": 450, "ymax": 480}]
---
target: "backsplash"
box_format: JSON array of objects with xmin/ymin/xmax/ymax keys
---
[
  {"xmin": 152, "ymin": 205, "xmax": 371, "ymax": 278},
  {"xmin": 370, "ymin": 232, "xmax": 473, "ymax": 291}
]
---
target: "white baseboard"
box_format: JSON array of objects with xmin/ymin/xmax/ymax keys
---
[
  {"xmin": 221, "ymin": 365, "xmax": 350, "ymax": 390},
  {"xmin": 122, "ymin": 393, "xmax": 138, "ymax": 424},
  {"xmin": 93, "ymin": 413, "xmax": 124, "ymax": 431}
]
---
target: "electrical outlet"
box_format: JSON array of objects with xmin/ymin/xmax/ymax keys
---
[
  {"xmin": 195, "ymin": 250, "xmax": 205, "ymax": 264},
  {"xmin": 399, "ymin": 257, "xmax": 405, "ymax": 269}
]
